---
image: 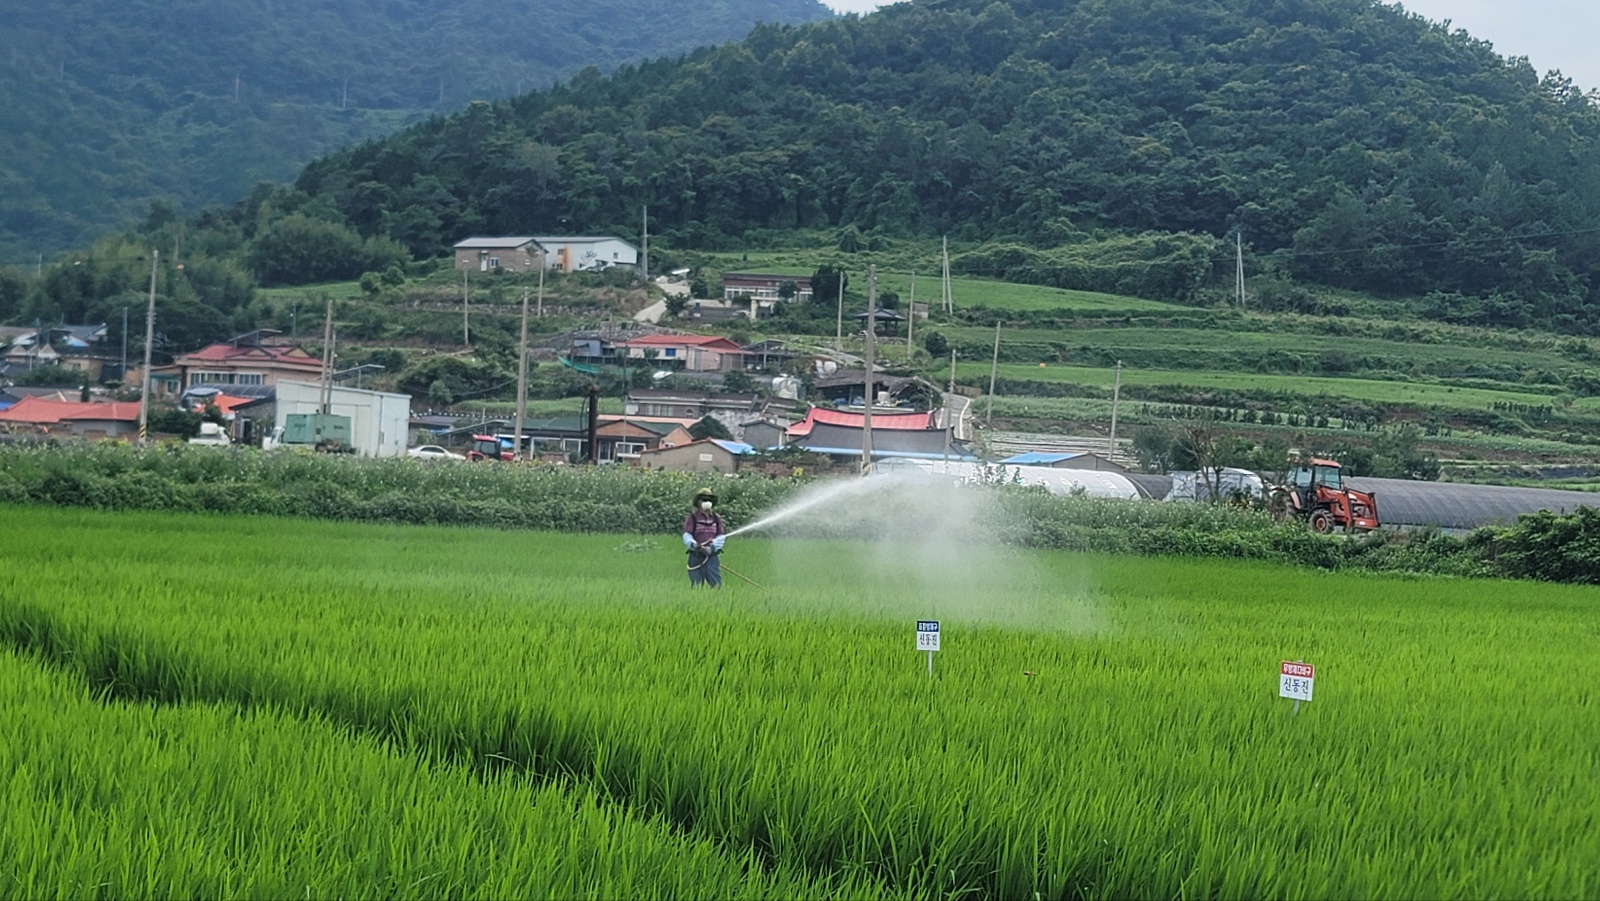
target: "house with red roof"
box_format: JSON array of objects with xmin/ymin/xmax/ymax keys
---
[
  {"xmin": 156, "ymin": 330, "xmax": 323, "ymax": 393},
  {"xmin": 0, "ymin": 397, "xmax": 142, "ymax": 439},
  {"xmin": 616, "ymin": 334, "xmax": 747, "ymax": 372},
  {"xmin": 786, "ymin": 407, "xmax": 937, "ymax": 438}
]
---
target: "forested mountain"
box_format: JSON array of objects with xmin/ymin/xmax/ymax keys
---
[
  {"xmin": 0, "ymin": 0, "xmax": 834, "ymax": 261},
  {"xmin": 291, "ymin": 0, "xmax": 1600, "ymax": 332}
]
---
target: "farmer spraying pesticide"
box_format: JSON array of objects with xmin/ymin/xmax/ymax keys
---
[{"xmin": 682, "ymin": 487, "xmax": 727, "ymax": 588}]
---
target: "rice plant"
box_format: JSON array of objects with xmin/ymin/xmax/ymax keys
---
[{"xmin": 0, "ymin": 505, "xmax": 1595, "ymax": 899}]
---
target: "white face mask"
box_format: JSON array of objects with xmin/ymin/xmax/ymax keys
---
[{"xmin": 700, "ymin": 501, "xmax": 713, "ymax": 511}]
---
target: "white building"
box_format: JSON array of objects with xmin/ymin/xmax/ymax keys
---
[
  {"xmin": 534, "ymin": 236, "xmax": 639, "ymax": 273},
  {"xmin": 276, "ymin": 380, "xmax": 410, "ymax": 458}
]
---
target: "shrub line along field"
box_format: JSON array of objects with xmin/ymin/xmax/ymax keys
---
[{"xmin": 2, "ymin": 506, "xmax": 1596, "ymax": 899}]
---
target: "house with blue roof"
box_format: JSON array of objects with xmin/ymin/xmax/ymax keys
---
[
  {"xmin": 997, "ymin": 451, "xmax": 1127, "ymax": 473},
  {"xmin": 637, "ymin": 437, "xmax": 755, "ymax": 474}
]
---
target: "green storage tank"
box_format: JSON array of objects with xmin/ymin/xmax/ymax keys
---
[{"xmin": 283, "ymin": 413, "xmax": 352, "ymax": 446}]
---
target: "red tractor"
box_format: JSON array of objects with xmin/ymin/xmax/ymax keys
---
[
  {"xmin": 1270, "ymin": 457, "xmax": 1379, "ymax": 533},
  {"xmin": 465, "ymin": 434, "xmax": 515, "ymax": 462}
]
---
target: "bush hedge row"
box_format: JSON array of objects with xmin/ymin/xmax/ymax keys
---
[{"xmin": 0, "ymin": 444, "xmax": 1595, "ymax": 586}]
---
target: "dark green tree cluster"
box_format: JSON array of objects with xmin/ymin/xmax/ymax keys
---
[
  {"xmin": 290, "ymin": 0, "xmax": 1600, "ymax": 328},
  {"xmin": 0, "ymin": 186, "xmax": 365, "ymax": 356},
  {"xmin": 0, "ymin": 0, "xmax": 833, "ymax": 261}
]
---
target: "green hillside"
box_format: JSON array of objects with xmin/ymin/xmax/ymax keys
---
[
  {"xmin": 291, "ymin": 0, "xmax": 1600, "ymax": 333},
  {"xmin": 0, "ymin": 0, "xmax": 834, "ymax": 260}
]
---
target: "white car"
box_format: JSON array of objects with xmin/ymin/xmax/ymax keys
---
[{"xmin": 406, "ymin": 445, "xmax": 465, "ymax": 461}]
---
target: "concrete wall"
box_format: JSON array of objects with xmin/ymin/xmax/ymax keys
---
[
  {"xmin": 275, "ymin": 381, "xmax": 410, "ymax": 457},
  {"xmin": 455, "ymin": 245, "xmax": 542, "ymax": 273}
]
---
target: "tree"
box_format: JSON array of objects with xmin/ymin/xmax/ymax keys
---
[
  {"xmin": 811, "ymin": 264, "xmax": 848, "ymax": 308},
  {"xmin": 689, "ymin": 415, "xmax": 733, "ymax": 441},
  {"xmin": 923, "ymin": 330, "xmax": 949, "ymax": 357},
  {"xmin": 722, "ymin": 370, "xmax": 755, "ymax": 393},
  {"xmin": 665, "ymin": 293, "xmax": 689, "ymax": 318}
]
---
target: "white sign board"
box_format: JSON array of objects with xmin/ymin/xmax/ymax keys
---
[
  {"xmin": 916, "ymin": 620, "xmax": 941, "ymax": 652},
  {"xmin": 1279, "ymin": 661, "xmax": 1315, "ymax": 703}
]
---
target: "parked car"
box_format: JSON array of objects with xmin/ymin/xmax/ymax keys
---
[
  {"xmin": 187, "ymin": 421, "xmax": 232, "ymax": 447},
  {"xmin": 407, "ymin": 444, "xmax": 465, "ymax": 461}
]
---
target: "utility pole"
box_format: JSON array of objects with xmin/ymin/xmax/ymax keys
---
[
  {"xmin": 120, "ymin": 306, "xmax": 128, "ymax": 381},
  {"xmin": 640, "ymin": 205, "xmax": 649, "ymax": 283},
  {"xmin": 535, "ymin": 264, "xmax": 544, "ymax": 318},
  {"xmin": 1236, "ymin": 230, "xmax": 1246, "ymax": 309},
  {"xmin": 137, "ymin": 251, "xmax": 158, "ymax": 444},
  {"xmin": 341, "ymin": 77, "xmax": 348, "ymax": 110},
  {"xmin": 290, "ymin": 299, "xmax": 298, "ymax": 339},
  {"xmin": 1109, "ymin": 360, "xmax": 1123, "ymax": 462},
  {"xmin": 234, "ymin": 72, "xmax": 240, "ymax": 103},
  {"xmin": 862, "ymin": 265, "xmax": 876, "ymax": 476},
  {"xmin": 906, "ymin": 270, "xmax": 915, "ymax": 356},
  {"xmin": 515, "ymin": 288, "xmax": 530, "ymax": 461},
  {"xmin": 461, "ymin": 268, "xmax": 470, "ymax": 346},
  {"xmin": 941, "ymin": 236, "xmax": 953, "ymax": 315},
  {"xmin": 985, "ymin": 321, "xmax": 1000, "ymax": 428},
  {"xmin": 835, "ymin": 270, "xmax": 844, "ymax": 351},
  {"xmin": 948, "ymin": 349, "xmax": 956, "ymax": 394},
  {"xmin": 319, "ymin": 299, "xmax": 334, "ymax": 415}
]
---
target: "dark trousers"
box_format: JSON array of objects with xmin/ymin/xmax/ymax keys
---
[{"xmin": 688, "ymin": 548, "xmax": 721, "ymax": 588}]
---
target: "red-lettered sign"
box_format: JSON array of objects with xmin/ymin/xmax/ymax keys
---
[{"xmin": 1279, "ymin": 661, "xmax": 1314, "ymax": 702}]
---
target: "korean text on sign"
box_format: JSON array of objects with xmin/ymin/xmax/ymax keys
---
[
  {"xmin": 1279, "ymin": 661, "xmax": 1314, "ymax": 702},
  {"xmin": 916, "ymin": 620, "xmax": 941, "ymax": 652}
]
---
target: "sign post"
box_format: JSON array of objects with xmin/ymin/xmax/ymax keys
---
[
  {"xmin": 916, "ymin": 620, "xmax": 940, "ymax": 678},
  {"xmin": 1279, "ymin": 660, "xmax": 1314, "ymax": 715}
]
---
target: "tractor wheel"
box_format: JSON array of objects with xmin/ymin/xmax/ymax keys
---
[
  {"xmin": 1309, "ymin": 509, "xmax": 1336, "ymax": 534},
  {"xmin": 1266, "ymin": 489, "xmax": 1290, "ymax": 523}
]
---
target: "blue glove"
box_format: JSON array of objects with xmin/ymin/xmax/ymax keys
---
[
  {"xmin": 711, "ymin": 535, "xmax": 725, "ymax": 552},
  {"xmin": 682, "ymin": 532, "xmax": 696, "ymax": 550}
]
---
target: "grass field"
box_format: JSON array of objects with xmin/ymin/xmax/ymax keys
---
[
  {"xmin": 960, "ymin": 361, "xmax": 1561, "ymax": 409},
  {"xmin": 1, "ymin": 506, "xmax": 1595, "ymax": 899},
  {"xmin": 707, "ymin": 261, "xmax": 1187, "ymax": 313},
  {"xmin": 941, "ymin": 323, "xmax": 1583, "ymax": 376}
]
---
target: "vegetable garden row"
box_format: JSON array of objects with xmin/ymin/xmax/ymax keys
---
[{"xmin": 2, "ymin": 506, "xmax": 1595, "ymax": 899}]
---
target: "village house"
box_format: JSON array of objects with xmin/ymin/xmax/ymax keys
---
[
  {"xmin": 790, "ymin": 422, "xmax": 975, "ymax": 464},
  {"xmin": 625, "ymin": 388, "xmax": 759, "ymax": 420},
  {"xmin": 1, "ymin": 324, "xmax": 118, "ymax": 381},
  {"xmin": 722, "ymin": 272, "xmax": 813, "ymax": 303},
  {"xmin": 786, "ymin": 406, "xmax": 939, "ymax": 439},
  {"xmin": 636, "ymin": 438, "xmax": 755, "ymax": 475},
  {"xmin": 453, "ymin": 237, "xmax": 546, "ymax": 273},
  {"xmin": 535, "ymin": 236, "xmax": 639, "ymax": 273},
  {"xmin": 153, "ymin": 330, "xmax": 323, "ymax": 393},
  {"xmin": 442, "ymin": 414, "xmax": 694, "ymax": 462},
  {"xmin": 0, "ymin": 397, "xmax": 142, "ymax": 440},
  {"xmin": 616, "ymin": 334, "xmax": 747, "ymax": 373}
]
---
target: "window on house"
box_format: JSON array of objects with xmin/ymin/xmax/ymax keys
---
[
  {"xmin": 489, "ymin": 257, "xmax": 501, "ymax": 269},
  {"xmin": 663, "ymin": 348, "xmax": 676, "ymax": 357},
  {"xmin": 616, "ymin": 441, "xmax": 645, "ymax": 457}
]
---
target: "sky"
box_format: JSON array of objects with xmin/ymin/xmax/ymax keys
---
[{"xmin": 820, "ymin": 0, "xmax": 1600, "ymax": 91}]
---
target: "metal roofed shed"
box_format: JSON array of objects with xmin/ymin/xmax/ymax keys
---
[
  {"xmin": 998, "ymin": 451, "xmax": 1128, "ymax": 473},
  {"xmin": 1345, "ymin": 477, "xmax": 1598, "ymax": 531}
]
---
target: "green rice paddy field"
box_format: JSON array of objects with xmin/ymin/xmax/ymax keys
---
[{"xmin": 2, "ymin": 506, "xmax": 1596, "ymax": 899}]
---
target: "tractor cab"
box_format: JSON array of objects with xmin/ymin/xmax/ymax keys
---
[{"xmin": 466, "ymin": 434, "xmax": 514, "ymax": 462}]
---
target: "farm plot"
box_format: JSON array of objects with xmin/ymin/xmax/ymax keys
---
[
  {"xmin": 959, "ymin": 361, "xmax": 1561, "ymax": 409},
  {"xmin": 1, "ymin": 506, "xmax": 1596, "ymax": 900},
  {"xmin": 0, "ymin": 651, "xmax": 875, "ymax": 901}
]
